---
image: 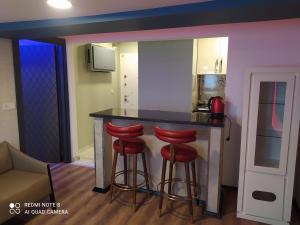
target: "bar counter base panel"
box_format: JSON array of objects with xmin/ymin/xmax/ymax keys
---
[
  {"xmin": 91, "ymin": 108, "xmax": 225, "ymax": 217},
  {"xmin": 92, "ymin": 186, "xmax": 110, "ymax": 193}
]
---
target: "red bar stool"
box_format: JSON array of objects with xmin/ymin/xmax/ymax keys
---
[
  {"xmin": 106, "ymin": 122, "xmax": 150, "ymax": 211},
  {"xmin": 155, "ymin": 126, "xmax": 199, "ymax": 223}
]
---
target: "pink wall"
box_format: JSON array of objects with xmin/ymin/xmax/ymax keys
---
[
  {"xmin": 221, "ymin": 20, "xmax": 300, "ymax": 186},
  {"xmin": 295, "ymin": 132, "xmax": 300, "ymax": 207},
  {"xmin": 65, "ymin": 18, "xmax": 300, "ymax": 187}
]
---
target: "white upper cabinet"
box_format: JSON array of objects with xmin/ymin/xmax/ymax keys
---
[{"xmin": 195, "ymin": 37, "xmax": 228, "ymax": 75}]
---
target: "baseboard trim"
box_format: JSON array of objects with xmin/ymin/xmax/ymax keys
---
[
  {"xmin": 92, "ymin": 186, "xmax": 110, "ymax": 193},
  {"xmin": 203, "ymin": 210, "xmax": 222, "ymax": 218},
  {"xmin": 72, "ymin": 155, "xmax": 80, "ymax": 162},
  {"xmin": 203, "ymin": 186, "xmax": 224, "ymax": 218},
  {"xmin": 221, "ymin": 184, "xmax": 238, "ymax": 191},
  {"xmin": 237, "ymin": 212, "xmax": 289, "ymax": 225},
  {"xmin": 293, "ymin": 197, "xmax": 300, "ymax": 213}
]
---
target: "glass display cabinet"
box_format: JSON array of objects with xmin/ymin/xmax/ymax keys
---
[{"xmin": 237, "ymin": 68, "xmax": 300, "ymax": 225}]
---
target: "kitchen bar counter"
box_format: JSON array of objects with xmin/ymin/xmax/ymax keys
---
[
  {"xmin": 90, "ymin": 108, "xmax": 224, "ymax": 127},
  {"xmin": 90, "ymin": 108, "xmax": 225, "ymax": 217}
]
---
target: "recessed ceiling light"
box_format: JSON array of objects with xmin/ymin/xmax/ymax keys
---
[{"xmin": 47, "ymin": 0, "xmax": 72, "ymax": 9}]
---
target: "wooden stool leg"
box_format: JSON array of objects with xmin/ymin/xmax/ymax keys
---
[
  {"xmin": 191, "ymin": 161, "xmax": 199, "ymax": 206},
  {"xmin": 159, "ymin": 158, "xmax": 167, "ymax": 217},
  {"xmin": 132, "ymin": 154, "xmax": 138, "ymax": 212},
  {"xmin": 124, "ymin": 154, "xmax": 128, "ymax": 186},
  {"xmin": 142, "ymin": 152, "xmax": 150, "ymax": 194},
  {"xmin": 168, "ymin": 162, "xmax": 174, "ymax": 195},
  {"xmin": 185, "ymin": 162, "xmax": 194, "ymax": 223},
  {"xmin": 110, "ymin": 151, "xmax": 118, "ymax": 203}
]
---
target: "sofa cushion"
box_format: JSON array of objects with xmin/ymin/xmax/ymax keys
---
[
  {"xmin": 0, "ymin": 169, "xmax": 51, "ymax": 223},
  {"xmin": 0, "ymin": 142, "xmax": 13, "ymax": 174}
]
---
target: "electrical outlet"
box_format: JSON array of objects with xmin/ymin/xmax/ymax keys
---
[{"xmin": 2, "ymin": 102, "xmax": 16, "ymax": 111}]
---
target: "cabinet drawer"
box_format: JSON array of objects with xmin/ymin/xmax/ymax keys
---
[{"xmin": 244, "ymin": 172, "xmax": 285, "ymax": 221}]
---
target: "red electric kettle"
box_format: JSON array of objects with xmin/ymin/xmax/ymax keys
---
[{"xmin": 208, "ymin": 96, "xmax": 224, "ymax": 118}]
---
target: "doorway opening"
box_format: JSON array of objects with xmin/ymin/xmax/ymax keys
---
[
  {"xmin": 192, "ymin": 36, "xmax": 229, "ymax": 112},
  {"xmin": 13, "ymin": 39, "xmax": 71, "ymax": 163},
  {"xmin": 69, "ymin": 42, "xmax": 138, "ymax": 167}
]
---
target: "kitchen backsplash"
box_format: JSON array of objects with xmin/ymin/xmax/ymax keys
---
[{"xmin": 192, "ymin": 74, "xmax": 226, "ymax": 109}]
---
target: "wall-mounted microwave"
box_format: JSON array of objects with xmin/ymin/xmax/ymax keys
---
[{"xmin": 86, "ymin": 44, "xmax": 115, "ymax": 72}]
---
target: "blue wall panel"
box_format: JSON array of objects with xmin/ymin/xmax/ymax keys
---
[{"xmin": 19, "ymin": 40, "xmax": 61, "ymax": 162}]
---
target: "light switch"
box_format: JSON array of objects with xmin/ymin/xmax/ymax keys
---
[{"xmin": 2, "ymin": 102, "xmax": 16, "ymax": 111}]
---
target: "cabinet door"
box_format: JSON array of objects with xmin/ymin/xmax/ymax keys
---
[
  {"xmin": 218, "ymin": 37, "xmax": 228, "ymax": 74},
  {"xmin": 244, "ymin": 172, "xmax": 285, "ymax": 220},
  {"xmin": 246, "ymin": 73, "xmax": 295, "ymax": 175},
  {"xmin": 197, "ymin": 38, "xmax": 219, "ymax": 74}
]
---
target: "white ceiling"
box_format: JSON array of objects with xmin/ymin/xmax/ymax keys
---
[{"xmin": 0, "ymin": 0, "xmax": 211, "ymax": 23}]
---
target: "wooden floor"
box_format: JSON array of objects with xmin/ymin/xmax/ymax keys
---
[{"xmin": 4, "ymin": 163, "xmax": 300, "ymax": 225}]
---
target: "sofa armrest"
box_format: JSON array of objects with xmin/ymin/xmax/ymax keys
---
[{"xmin": 8, "ymin": 144, "xmax": 48, "ymax": 175}]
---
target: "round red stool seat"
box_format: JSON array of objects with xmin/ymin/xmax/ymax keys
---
[
  {"xmin": 113, "ymin": 138, "xmax": 145, "ymax": 154},
  {"xmin": 161, "ymin": 144, "xmax": 198, "ymax": 162}
]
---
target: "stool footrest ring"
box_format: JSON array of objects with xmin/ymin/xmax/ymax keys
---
[
  {"xmin": 157, "ymin": 178, "xmax": 200, "ymax": 203},
  {"xmin": 113, "ymin": 169, "xmax": 147, "ymax": 191}
]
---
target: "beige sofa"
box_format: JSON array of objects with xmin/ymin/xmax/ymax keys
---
[{"xmin": 0, "ymin": 141, "xmax": 55, "ymax": 224}]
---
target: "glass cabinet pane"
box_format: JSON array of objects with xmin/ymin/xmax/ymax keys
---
[{"xmin": 254, "ymin": 82, "xmax": 286, "ymax": 168}]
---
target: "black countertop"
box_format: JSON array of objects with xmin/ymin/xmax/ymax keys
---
[{"xmin": 90, "ymin": 108, "xmax": 224, "ymax": 127}]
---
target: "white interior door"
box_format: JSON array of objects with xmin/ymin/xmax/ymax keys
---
[{"xmin": 120, "ymin": 53, "xmax": 138, "ymax": 109}]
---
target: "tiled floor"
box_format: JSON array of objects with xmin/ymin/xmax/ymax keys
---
[
  {"xmin": 79, "ymin": 146, "xmax": 94, "ymax": 160},
  {"xmin": 72, "ymin": 146, "xmax": 94, "ymax": 168}
]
